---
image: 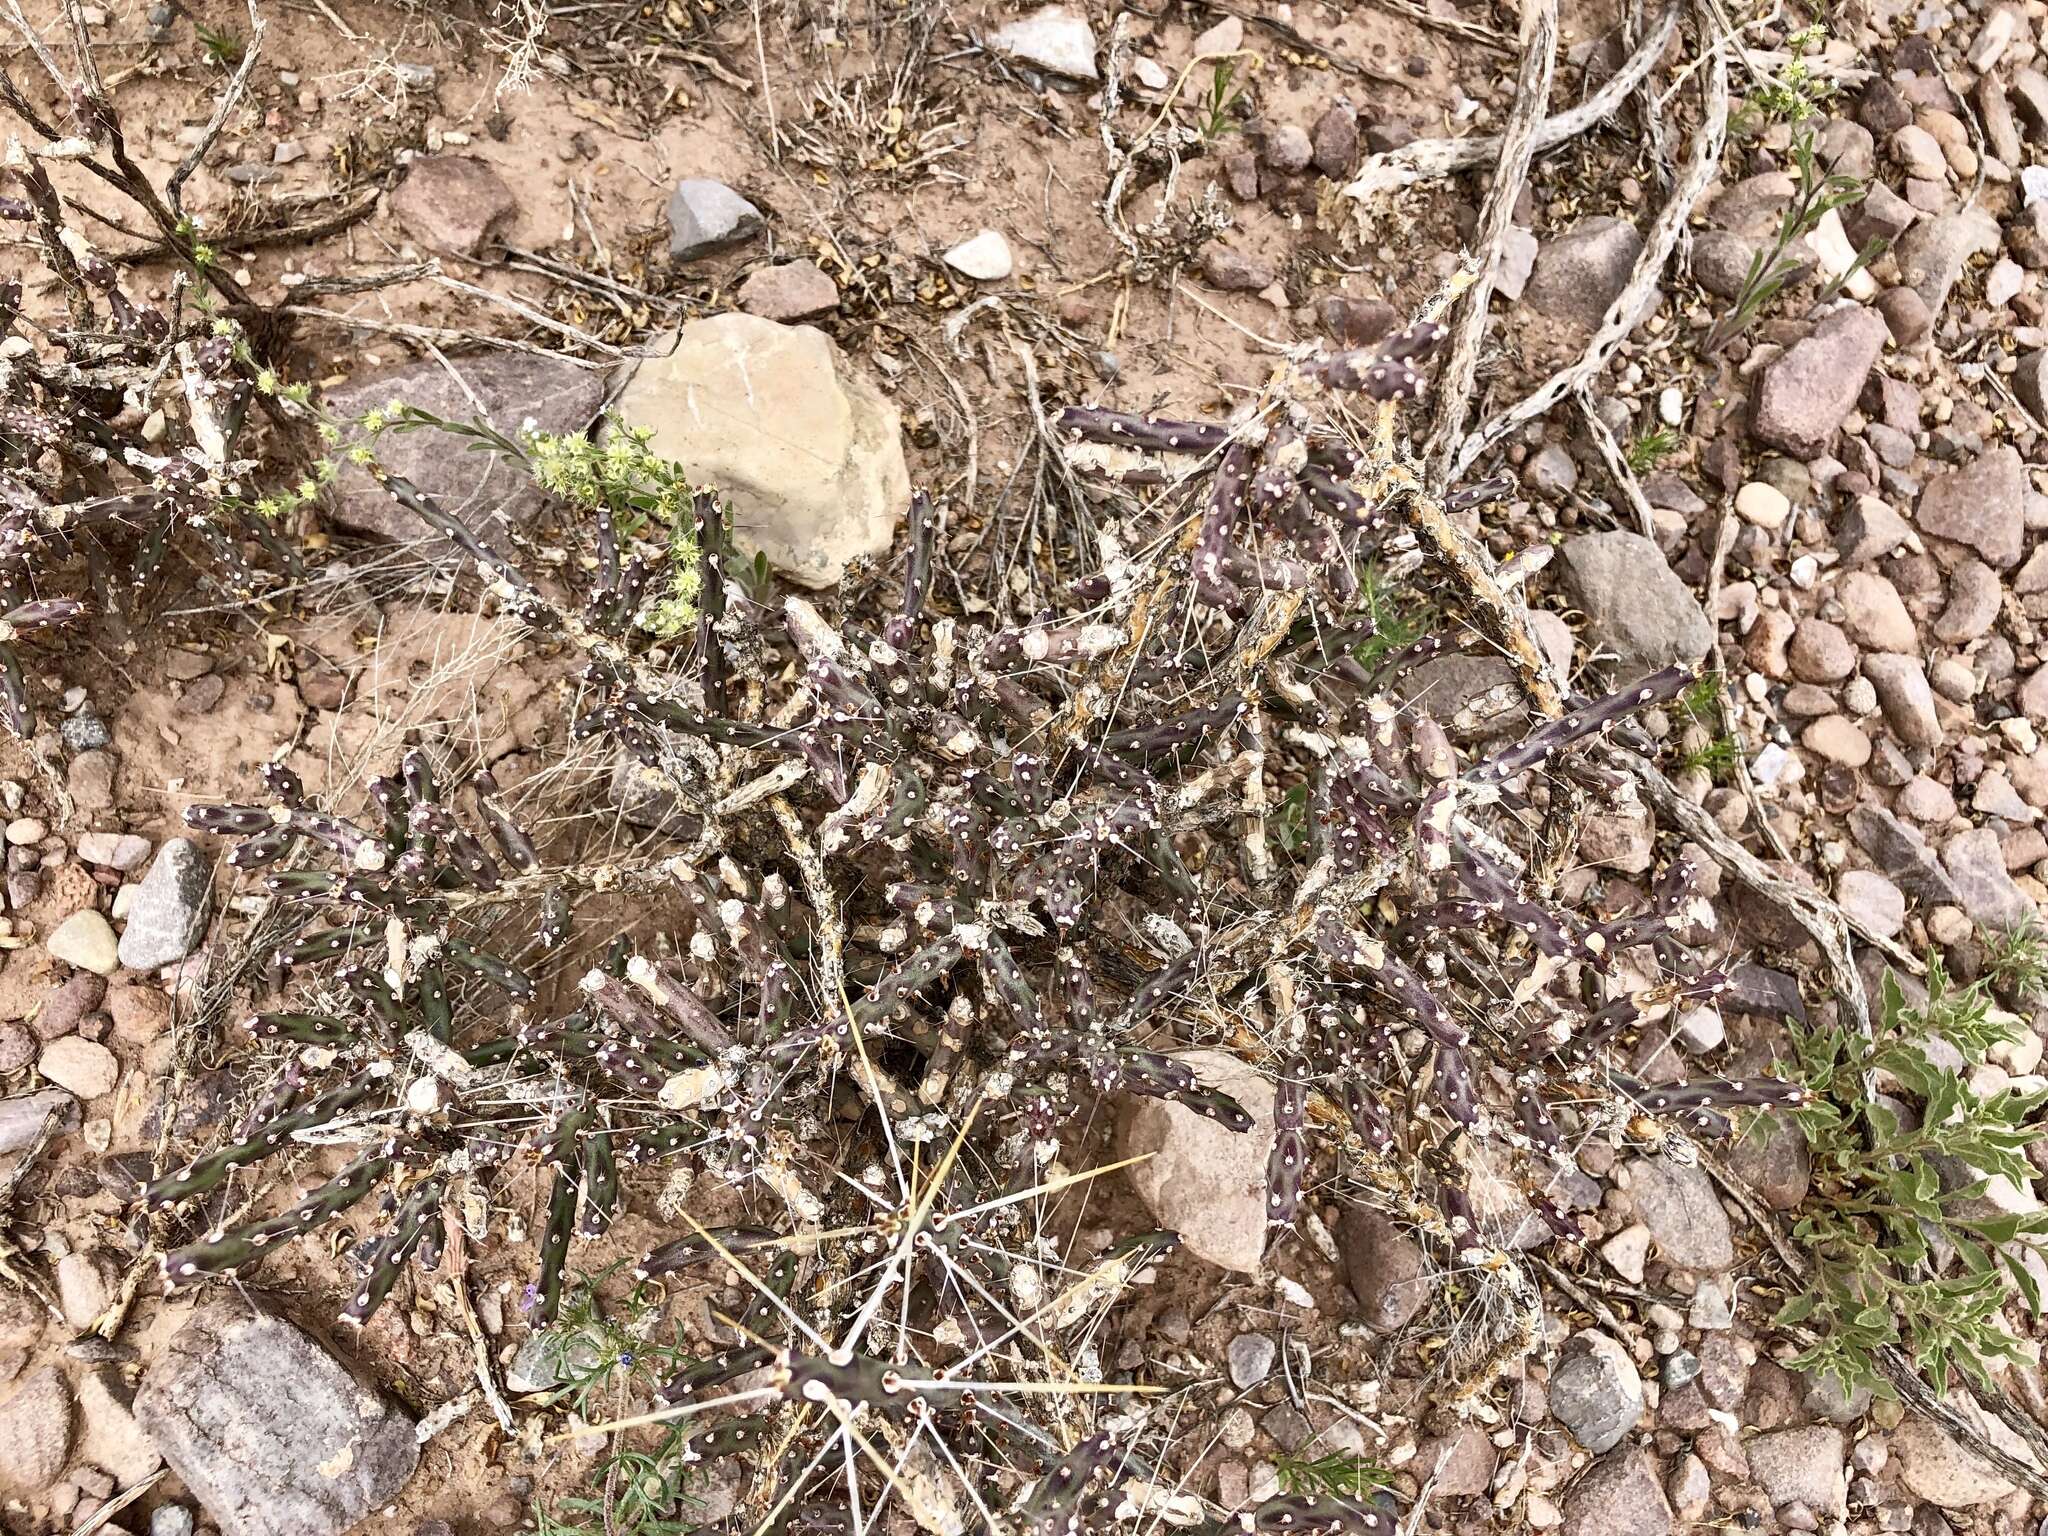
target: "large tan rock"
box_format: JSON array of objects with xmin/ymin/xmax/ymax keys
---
[
  {"xmin": 613, "ymin": 314, "xmax": 909, "ymax": 589},
  {"xmin": 1119, "ymin": 1048, "xmax": 1273, "ymax": 1273}
]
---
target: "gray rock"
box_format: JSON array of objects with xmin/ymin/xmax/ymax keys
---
[
  {"xmin": 1862, "ymin": 653, "xmax": 1942, "ymax": 752},
  {"xmin": 1933, "ymin": 559, "xmax": 2001, "ymax": 644},
  {"xmin": 324, "ymin": 353, "xmax": 605, "ymax": 543},
  {"xmin": 1750, "ymin": 1426, "xmax": 1847, "ymax": 1517},
  {"xmin": 0, "ymin": 1087, "xmax": 79, "ymax": 1153},
  {"xmin": 504, "ymin": 1327, "xmax": 604, "ymax": 1393},
  {"xmin": 1201, "ymin": 244, "xmax": 1275, "ymax": 292},
  {"xmin": 1226, "ymin": 1332, "xmax": 1276, "ymax": 1389},
  {"xmin": 1260, "ymin": 122, "xmax": 1313, "ymax": 173},
  {"xmin": 0, "ymin": 1366, "xmax": 71, "ymax": 1494},
  {"xmin": 390, "ymin": 156, "xmax": 517, "ymax": 260},
  {"xmin": 1495, "ymin": 225, "xmax": 1538, "ymax": 301},
  {"xmin": 117, "ymin": 838, "xmax": 211, "ymax": 971},
  {"xmin": 942, "ymin": 228, "xmax": 1013, "ymax": 281},
  {"xmin": 612, "ymin": 315, "xmax": 908, "ymax": 590},
  {"xmin": 1940, "ymin": 828, "xmax": 2034, "ymax": 929},
  {"xmin": 151, "ymin": 1507, "xmax": 197, "ymax": 1536},
  {"xmin": 1692, "ymin": 228, "xmax": 1764, "ymax": 299},
  {"xmin": 135, "ymin": 1304, "xmax": 419, "ymax": 1536},
  {"xmin": 1848, "ymin": 806, "xmax": 1962, "ymax": 904},
  {"xmin": 1916, "ymin": 445, "xmax": 2028, "ymax": 567},
  {"xmin": 611, "ymin": 755, "xmax": 703, "ymax": 838},
  {"xmin": 1627, "ymin": 1155, "xmax": 1734, "ymax": 1270},
  {"xmin": 1561, "ymin": 1450, "xmax": 1673, "ymax": 1536},
  {"xmin": 665, "ymin": 179, "xmax": 763, "ymax": 261},
  {"xmin": 1121, "ymin": 1048, "xmax": 1273, "ymax": 1272},
  {"xmin": 61, "ymin": 707, "xmax": 111, "ymax": 753},
  {"xmin": 39, "ymin": 1036, "xmax": 117, "ymax": 1098},
  {"xmin": 1836, "ymin": 494, "xmax": 1912, "ymax": 564},
  {"xmin": 76, "ymin": 832, "xmax": 152, "ymax": 871},
  {"xmin": 1337, "ymin": 1205, "xmax": 1427, "ymax": 1332},
  {"xmin": 1549, "ymin": 1330, "xmax": 1643, "ymax": 1453},
  {"xmin": 1836, "ymin": 869, "xmax": 1907, "ymax": 938},
  {"xmin": 1526, "ymin": 444, "xmax": 1578, "ymax": 499},
  {"xmin": 987, "ymin": 5, "xmax": 1098, "ymax": 79},
  {"xmin": 2018, "ymin": 350, "xmax": 2048, "ymax": 421},
  {"xmin": 1895, "ymin": 209, "xmax": 2001, "ymax": 315},
  {"xmin": 1556, "ymin": 531, "xmax": 1714, "ymax": 683},
  {"xmin": 75, "ymin": 1366, "xmax": 162, "ymax": 1488},
  {"xmin": 1750, "ymin": 304, "xmax": 1889, "ymax": 457},
  {"xmin": 1706, "ymin": 172, "xmax": 1795, "ymax": 236},
  {"xmin": 1311, "ymin": 102, "xmax": 1358, "ymax": 177},
  {"xmin": 1524, "ymin": 217, "xmax": 1642, "ymax": 331}
]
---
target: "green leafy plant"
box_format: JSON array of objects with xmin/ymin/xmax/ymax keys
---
[
  {"xmin": 1625, "ymin": 426, "xmax": 1679, "ymax": 473},
  {"xmin": 1985, "ymin": 918, "xmax": 2048, "ymax": 1002},
  {"xmin": 195, "ymin": 22, "xmax": 247, "ymax": 67},
  {"xmin": 532, "ymin": 1269, "xmax": 710, "ymax": 1536},
  {"xmin": 1737, "ymin": 24, "xmax": 1838, "ymax": 129},
  {"xmin": 1703, "ymin": 129, "xmax": 1883, "ymax": 353},
  {"xmin": 1195, "ymin": 57, "xmax": 1254, "ymax": 143},
  {"xmin": 1776, "ymin": 959, "xmax": 2048, "ymax": 1400},
  {"xmin": 366, "ymin": 406, "xmax": 706, "ymax": 636},
  {"xmin": 1350, "ymin": 560, "xmax": 1434, "ymax": 672},
  {"xmin": 1673, "ymin": 672, "xmax": 1737, "ymax": 781},
  {"xmin": 1278, "ymin": 1451, "xmax": 1394, "ymax": 1498}
]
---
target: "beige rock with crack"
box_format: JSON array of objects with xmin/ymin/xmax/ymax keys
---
[{"xmin": 613, "ymin": 314, "xmax": 910, "ymax": 589}]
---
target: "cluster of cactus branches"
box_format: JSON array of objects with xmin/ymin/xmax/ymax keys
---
[
  {"xmin": 0, "ymin": 145, "xmax": 297, "ymax": 733},
  {"xmin": 150, "ymin": 302, "xmax": 1811, "ymax": 1532}
]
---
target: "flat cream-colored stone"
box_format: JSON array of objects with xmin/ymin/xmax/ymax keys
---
[{"xmin": 613, "ymin": 314, "xmax": 909, "ymax": 589}]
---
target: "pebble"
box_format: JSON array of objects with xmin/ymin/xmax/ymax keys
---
[
  {"xmin": 987, "ymin": 5, "xmax": 1099, "ymax": 79},
  {"xmin": 37, "ymin": 1037, "xmax": 117, "ymax": 1098},
  {"xmin": 1549, "ymin": 1330, "xmax": 1643, "ymax": 1453},
  {"xmin": 1735, "ymin": 480, "xmax": 1791, "ymax": 529},
  {"xmin": 665, "ymin": 179, "xmax": 763, "ymax": 261},
  {"xmin": 942, "ymin": 229, "xmax": 1014, "ymax": 282},
  {"xmin": 47, "ymin": 910, "xmax": 119, "ymax": 975},
  {"xmin": 737, "ymin": 260, "xmax": 839, "ymax": 322},
  {"xmin": 75, "ymin": 832, "xmax": 151, "ymax": 871},
  {"xmin": 115, "ymin": 838, "xmax": 212, "ymax": 972},
  {"xmin": 1226, "ymin": 1331, "xmax": 1276, "ymax": 1389},
  {"xmin": 60, "ymin": 710, "xmax": 111, "ymax": 754}
]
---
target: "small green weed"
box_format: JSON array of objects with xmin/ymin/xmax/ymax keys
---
[
  {"xmin": 195, "ymin": 23, "xmax": 247, "ymax": 67},
  {"xmin": 1703, "ymin": 129, "xmax": 1883, "ymax": 353},
  {"xmin": 1194, "ymin": 57, "xmax": 1254, "ymax": 143},
  {"xmin": 1985, "ymin": 918, "xmax": 2048, "ymax": 1001},
  {"xmin": 1625, "ymin": 426, "xmax": 1679, "ymax": 473},
  {"xmin": 363, "ymin": 405, "xmax": 707, "ymax": 636},
  {"xmin": 1351, "ymin": 561, "xmax": 1434, "ymax": 673},
  {"xmin": 531, "ymin": 1269, "xmax": 708, "ymax": 1536},
  {"xmin": 1277, "ymin": 1451, "xmax": 1393, "ymax": 1498},
  {"xmin": 1777, "ymin": 958, "xmax": 2048, "ymax": 1400}
]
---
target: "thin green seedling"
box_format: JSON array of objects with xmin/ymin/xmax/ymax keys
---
[{"xmin": 1702, "ymin": 130, "xmax": 1885, "ymax": 353}]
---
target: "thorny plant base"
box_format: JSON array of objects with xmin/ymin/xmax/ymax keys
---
[{"xmin": 142, "ymin": 304, "xmax": 1807, "ymax": 1534}]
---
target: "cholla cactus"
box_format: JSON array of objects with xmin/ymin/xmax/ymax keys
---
[
  {"xmin": 0, "ymin": 156, "xmax": 296, "ymax": 732},
  {"xmin": 164, "ymin": 304, "xmax": 1810, "ymax": 1531},
  {"xmin": 151, "ymin": 752, "xmax": 700, "ymax": 1326}
]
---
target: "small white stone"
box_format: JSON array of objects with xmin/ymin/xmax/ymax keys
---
[
  {"xmin": 943, "ymin": 228, "xmax": 1014, "ymax": 282},
  {"xmin": 1657, "ymin": 386, "xmax": 1683, "ymax": 427},
  {"xmin": 1131, "ymin": 56, "xmax": 1170, "ymax": 90},
  {"xmin": 1734, "ymin": 480, "xmax": 1791, "ymax": 530}
]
